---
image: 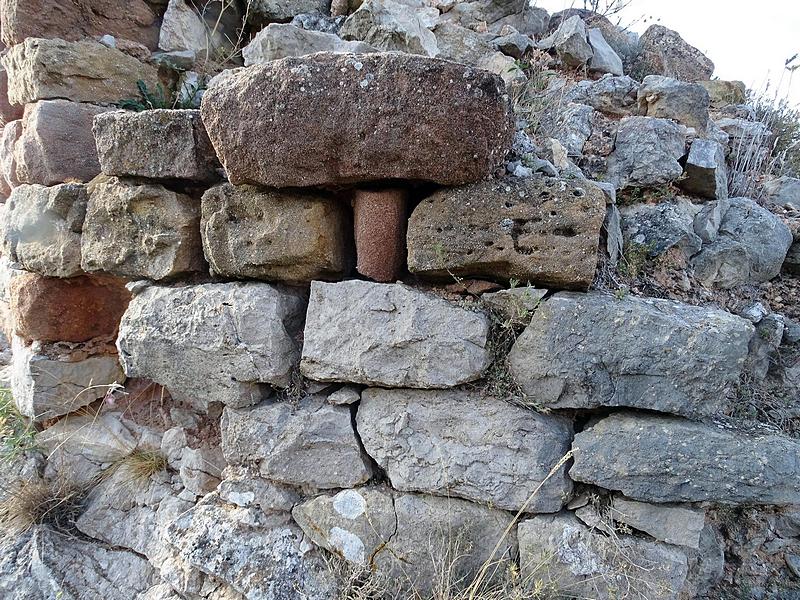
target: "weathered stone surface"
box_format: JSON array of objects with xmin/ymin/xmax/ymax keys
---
[
  {"xmin": 0, "ymin": 0, "xmax": 161, "ymax": 49},
  {"xmin": 699, "ymin": 79, "xmax": 746, "ymax": 109},
  {"xmin": 201, "ymin": 183, "xmax": 350, "ymax": 283},
  {"xmin": 249, "ymin": 0, "xmax": 330, "ymax": 21},
  {"xmin": 571, "ymin": 413, "xmax": 800, "ymax": 504},
  {"xmin": 0, "ymin": 528, "xmax": 159, "ymax": 600},
  {"xmin": 549, "ymin": 9, "xmax": 637, "ymax": 67},
  {"xmin": 551, "ymin": 102, "xmax": 594, "ymax": 157},
  {"xmin": 353, "ymin": 188, "xmax": 406, "ymax": 282},
  {"xmin": 294, "ymin": 488, "xmax": 516, "ymax": 595},
  {"xmin": 10, "ymin": 272, "xmax": 131, "ymax": 343},
  {"xmin": 0, "ymin": 66, "xmax": 23, "ymax": 125},
  {"xmin": 300, "ymin": 280, "xmax": 490, "ymax": 388},
  {"xmin": 292, "ymin": 488, "xmax": 397, "ymax": 565},
  {"xmin": 607, "ymin": 116, "xmax": 686, "ymax": 188},
  {"xmin": 200, "ymin": 52, "xmax": 513, "ymax": 187},
  {"xmin": 492, "ymin": 29, "xmax": 534, "ymax": 59},
  {"xmin": 357, "ymin": 388, "xmax": 573, "ymax": 512},
  {"xmin": 587, "ymin": 28, "xmax": 622, "ymax": 75},
  {"xmin": 1, "ymin": 38, "xmax": 160, "ymax": 104},
  {"xmin": 432, "ymin": 22, "xmax": 494, "ymax": 65},
  {"xmin": 0, "ymin": 120, "xmax": 21, "ymax": 193},
  {"xmin": 167, "ymin": 493, "xmax": 335, "ymax": 600},
  {"xmin": 519, "ymin": 513, "xmax": 689, "ymax": 600},
  {"xmin": 441, "ymin": 0, "xmax": 549, "ymax": 36},
  {"xmin": 341, "ymin": 0, "xmax": 438, "ymax": 55},
  {"xmin": 243, "ymin": 23, "xmax": 375, "ymax": 65},
  {"xmin": 631, "ymin": 24, "xmax": 714, "ymax": 82},
  {"xmin": 15, "ymin": 100, "xmax": 110, "ymax": 186},
  {"xmin": 764, "ymin": 175, "xmax": 800, "ymax": 211},
  {"xmin": 611, "ymin": 498, "xmax": 706, "ymax": 549},
  {"xmin": 117, "ymin": 282, "xmax": 306, "ymax": 408},
  {"xmin": 81, "ymin": 176, "xmax": 205, "ymax": 281},
  {"xmin": 691, "ymin": 198, "xmax": 793, "ymax": 288},
  {"xmin": 180, "ymin": 445, "xmax": 225, "ymax": 495},
  {"xmin": 406, "ymin": 177, "xmax": 606, "ymax": 290},
  {"xmin": 508, "ymin": 292, "xmax": 754, "ymax": 418},
  {"xmin": 678, "ymin": 138, "xmax": 728, "ymax": 200},
  {"xmin": 222, "ymin": 394, "xmax": 372, "ymax": 489},
  {"xmin": 619, "ymin": 197, "xmax": 727, "ymax": 261},
  {"xmin": 10, "ymin": 337, "xmax": 124, "ymax": 421},
  {"xmin": 94, "ymin": 109, "xmax": 221, "ymax": 182},
  {"xmin": 637, "ymin": 75, "xmax": 710, "ymax": 132},
  {"xmin": 538, "ymin": 15, "xmax": 593, "ymax": 67},
  {"xmin": 2, "ymin": 183, "xmax": 87, "ymax": 278}
]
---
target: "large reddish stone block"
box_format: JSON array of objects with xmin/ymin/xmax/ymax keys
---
[
  {"xmin": 353, "ymin": 189, "xmax": 407, "ymax": 282},
  {"xmin": 9, "ymin": 271, "xmax": 131, "ymax": 343},
  {"xmin": 15, "ymin": 100, "xmax": 111, "ymax": 185},
  {"xmin": 201, "ymin": 52, "xmax": 513, "ymax": 187},
  {"xmin": 0, "ymin": 0, "xmax": 161, "ymax": 50}
]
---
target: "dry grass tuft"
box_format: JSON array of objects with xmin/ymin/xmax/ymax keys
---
[
  {"xmin": 108, "ymin": 448, "xmax": 168, "ymax": 482},
  {"xmin": 0, "ymin": 478, "xmax": 85, "ymax": 537}
]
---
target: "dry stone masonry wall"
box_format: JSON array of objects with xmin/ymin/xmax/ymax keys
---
[{"xmin": 0, "ymin": 2, "xmax": 798, "ymax": 600}]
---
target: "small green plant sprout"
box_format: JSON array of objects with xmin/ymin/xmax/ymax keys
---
[
  {"xmin": 0, "ymin": 389, "xmax": 37, "ymax": 462},
  {"xmin": 118, "ymin": 80, "xmax": 172, "ymax": 111}
]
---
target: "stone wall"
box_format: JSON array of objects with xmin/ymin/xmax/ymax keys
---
[{"xmin": 0, "ymin": 2, "xmax": 799, "ymax": 600}]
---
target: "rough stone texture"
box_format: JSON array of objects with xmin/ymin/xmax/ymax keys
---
[
  {"xmin": 619, "ymin": 197, "xmax": 729, "ymax": 261},
  {"xmin": 607, "ymin": 116, "xmax": 686, "ymax": 188},
  {"xmin": 243, "ymin": 23, "xmax": 376, "ymax": 65},
  {"xmin": 15, "ymin": 100, "xmax": 110, "ymax": 186},
  {"xmin": 678, "ymin": 138, "xmax": 728, "ymax": 200},
  {"xmin": 353, "ymin": 188, "xmax": 406, "ymax": 282},
  {"xmin": 407, "ymin": 177, "xmax": 606, "ymax": 290},
  {"xmin": 691, "ymin": 198, "xmax": 793, "ymax": 288},
  {"xmin": 300, "ymin": 280, "xmax": 490, "ymax": 388},
  {"xmin": 0, "ymin": 528, "xmax": 159, "ymax": 600},
  {"xmin": 1, "ymin": 38, "xmax": 160, "ymax": 105},
  {"xmin": 611, "ymin": 498, "xmax": 706, "ymax": 549},
  {"xmin": 200, "ymin": 52, "xmax": 513, "ymax": 187},
  {"xmin": 764, "ymin": 175, "xmax": 800, "ymax": 211},
  {"xmin": 0, "ymin": 120, "xmax": 21, "ymax": 193},
  {"xmin": 93, "ymin": 109, "xmax": 221, "ymax": 182},
  {"xmin": 292, "ymin": 488, "xmax": 397, "ymax": 565},
  {"xmin": 81, "ymin": 176, "xmax": 206, "ymax": 281},
  {"xmin": 201, "ymin": 183, "xmax": 351, "ymax": 284},
  {"xmin": 357, "ymin": 388, "xmax": 573, "ymax": 512},
  {"xmin": 117, "ymin": 282, "xmax": 307, "ymax": 408},
  {"xmin": 549, "ymin": 9, "xmax": 638, "ymax": 67},
  {"xmin": 587, "ymin": 28, "xmax": 623, "ymax": 75},
  {"xmin": 158, "ymin": 0, "xmax": 241, "ymax": 57},
  {"xmin": 294, "ymin": 489, "xmax": 516, "ymax": 595},
  {"xmin": 441, "ymin": 0, "xmax": 549, "ymax": 36},
  {"xmin": 222, "ymin": 394, "xmax": 372, "ymax": 489},
  {"xmin": 167, "ymin": 493, "xmax": 335, "ymax": 600},
  {"xmin": 433, "ymin": 22, "xmax": 494, "ymax": 66},
  {"xmin": 9, "ymin": 271, "xmax": 131, "ymax": 343},
  {"xmin": 631, "ymin": 24, "xmax": 715, "ymax": 82},
  {"xmin": 250, "ymin": 0, "xmax": 330, "ymax": 21},
  {"xmin": 340, "ymin": 0, "xmax": 438, "ymax": 56},
  {"xmin": 0, "ymin": 66, "xmax": 23, "ymax": 125},
  {"xmin": 508, "ymin": 292, "xmax": 754, "ymax": 418},
  {"xmin": 519, "ymin": 513, "xmax": 689, "ymax": 600},
  {"xmin": 638, "ymin": 75, "xmax": 710, "ymax": 132},
  {"xmin": 538, "ymin": 15, "xmax": 593, "ymax": 68},
  {"xmin": 552, "ymin": 102, "xmax": 594, "ymax": 157},
  {"xmin": 2, "ymin": 183, "xmax": 87, "ymax": 278},
  {"xmin": 481, "ymin": 285, "xmax": 547, "ymax": 325},
  {"xmin": 571, "ymin": 413, "xmax": 800, "ymax": 504},
  {"xmin": 10, "ymin": 337, "xmax": 124, "ymax": 421},
  {"xmin": 699, "ymin": 79, "xmax": 747, "ymax": 109},
  {"xmin": 0, "ymin": 0, "xmax": 161, "ymax": 49}
]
